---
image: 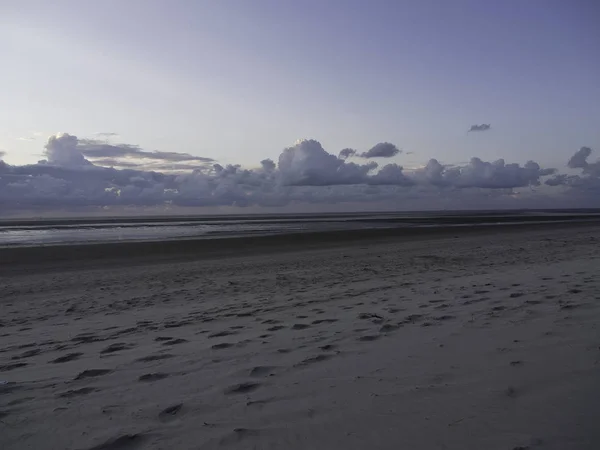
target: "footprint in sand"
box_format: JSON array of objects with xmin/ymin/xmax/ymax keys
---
[
  {"xmin": 162, "ymin": 338, "xmax": 188, "ymax": 346},
  {"xmin": 75, "ymin": 369, "xmax": 112, "ymax": 380},
  {"xmin": 50, "ymin": 352, "xmax": 83, "ymax": 364},
  {"xmin": 262, "ymin": 319, "xmax": 280, "ymax": 325},
  {"xmin": 319, "ymin": 344, "xmax": 336, "ymax": 351},
  {"xmin": 101, "ymin": 343, "xmax": 134, "ymax": 354},
  {"xmin": 434, "ymin": 315, "xmax": 456, "ymax": 321},
  {"xmin": 249, "ymin": 366, "xmax": 277, "ymax": 377},
  {"xmin": 208, "ymin": 331, "xmax": 238, "ymax": 338},
  {"xmin": 379, "ymin": 324, "xmax": 399, "ymax": 333},
  {"xmin": 212, "ymin": 343, "xmax": 234, "ymax": 350},
  {"xmin": 295, "ymin": 354, "xmax": 334, "ymax": 367},
  {"xmin": 85, "ymin": 433, "xmax": 144, "ymax": 450},
  {"xmin": 139, "ymin": 372, "xmax": 169, "ymax": 382},
  {"xmin": 525, "ymin": 300, "xmax": 543, "ymax": 305},
  {"xmin": 136, "ymin": 354, "xmax": 174, "ymax": 362},
  {"xmin": 158, "ymin": 403, "xmax": 183, "ymax": 422},
  {"xmin": 58, "ymin": 387, "xmax": 98, "ymax": 398},
  {"xmin": 560, "ymin": 302, "xmax": 584, "ymax": 311},
  {"xmin": 224, "ymin": 382, "xmax": 261, "ymax": 395},
  {"xmin": 0, "ymin": 362, "xmax": 28, "ymax": 372},
  {"xmin": 13, "ymin": 349, "xmax": 41, "ymax": 359},
  {"xmin": 358, "ymin": 335, "xmax": 380, "ymax": 342},
  {"xmin": 311, "ymin": 319, "xmax": 338, "ymax": 325}
]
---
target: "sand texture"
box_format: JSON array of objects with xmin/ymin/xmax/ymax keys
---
[{"xmin": 1, "ymin": 224, "xmax": 599, "ymax": 449}]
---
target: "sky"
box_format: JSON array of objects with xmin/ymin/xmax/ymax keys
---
[{"xmin": 0, "ymin": 0, "xmax": 599, "ymax": 214}]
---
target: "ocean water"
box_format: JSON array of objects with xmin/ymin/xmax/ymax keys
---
[
  {"xmin": 0, "ymin": 215, "xmax": 401, "ymax": 247},
  {"xmin": 0, "ymin": 210, "xmax": 598, "ymax": 247}
]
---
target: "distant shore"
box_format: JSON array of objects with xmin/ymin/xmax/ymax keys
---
[{"xmin": 1, "ymin": 219, "xmax": 599, "ymax": 273}]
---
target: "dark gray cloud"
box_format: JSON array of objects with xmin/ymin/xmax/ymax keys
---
[
  {"xmin": 338, "ymin": 148, "xmax": 357, "ymax": 160},
  {"xmin": 468, "ymin": 124, "xmax": 491, "ymax": 132},
  {"xmin": 0, "ymin": 150, "xmax": 6, "ymax": 160},
  {"xmin": 567, "ymin": 146, "xmax": 591, "ymax": 169},
  {"xmin": 260, "ymin": 159, "xmax": 276, "ymax": 172},
  {"xmin": 565, "ymin": 146, "xmax": 600, "ymax": 177},
  {"xmin": 360, "ymin": 142, "xmax": 401, "ymax": 158},
  {"xmin": 545, "ymin": 147, "xmax": 600, "ymax": 200},
  {"xmin": 0, "ymin": 133, "xmax": 567, "ymax": 213}
]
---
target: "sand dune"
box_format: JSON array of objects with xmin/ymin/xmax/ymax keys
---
[{"xmin": 1, "ymin": 224, "xmax": 599, "ymax": 449}]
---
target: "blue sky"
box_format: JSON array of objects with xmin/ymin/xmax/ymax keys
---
[
  {"xmin": 1, "ymin": 1, "xmax": 599, "ymax": 215},
  {"xmin": 2, "ymin": 0, "xmax": 598, "ymax": 169}
]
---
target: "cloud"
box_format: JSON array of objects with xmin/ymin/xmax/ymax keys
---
[
  {"xmin": 0, "ymin": 132, "xmax": 570, "ymax": 214},
  {"xmin": 44, "ymin": 133, "xmax": 92, "ymax": 167},
  {"xmin": 78, "ymin": 139, "xmax": 214, "ymax": 164},
  {"xmin": 369, "ymin": 164, "xmax": 413, "ymax": 186},
  {"xmin": 412, "ymin": 158, "xmax": 554, "ymax": 189},
  {"xmin": 86, "ymin": 158, "xmax": 142, "ymax": 168},
  {"xmin": 360, "ymin": 142, "xmax": 401, "ymax": 158},
  {"xmin": 338, "ymin": 148, "xmax": 357, "ymax": 160},
  {"xmin": 260, "ymin": 159, "xmax": 276, "ymax": 171},
  {"xmin": 94, "ymin": 132, "xmax": 119, "ymax": 138},
  {"xmin": 0, "ymin": 150, "xmax": 5, "ymax": 160},
  {"xmin": 278, "ymin": 139, "xmax": 377, "ymax": 186},
  {"xmin": 35, "ymin": 133, "xmax": 215, "ymax": 174},
  {"xmin": 545, "ymin": 147, "xmax": 600, "ymax": 200},
  {"xmin": 468, "ymin": 124, "xmax": 491, "ymax": 132},
  {"xmin": 565, "ymin": 146, "xmax": 600, "ymax": 176}
]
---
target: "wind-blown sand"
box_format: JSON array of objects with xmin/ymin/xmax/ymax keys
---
[{"xmin": 1, "ymin": 223, "xmax": 599, "ymax": 449}]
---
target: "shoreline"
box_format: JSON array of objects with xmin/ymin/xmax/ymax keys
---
[
  {"xmin": 1, "ymin": 219, "xmax": 599, "ymax": 272},
  {"xmin": 2, "ymin": 208, "xmax": 599, "ymax": 227}
]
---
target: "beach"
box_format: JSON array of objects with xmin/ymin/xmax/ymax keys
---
[{"xmin": 1, "ymin": 222, "xmax": 599, "ymax": 449}]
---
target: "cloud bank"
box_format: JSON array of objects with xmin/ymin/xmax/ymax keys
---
[{"xmin": 0, "ymin": 132, "xmax": 595, "ymax": 214}]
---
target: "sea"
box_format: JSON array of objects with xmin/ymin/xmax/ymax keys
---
[{"xmin": 1, "ymin": 210, "xmax": 598, "ymax": 248}]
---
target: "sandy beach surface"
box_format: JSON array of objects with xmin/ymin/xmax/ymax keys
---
[{"xmin": 1, "ymin": 223, "xmax": 599, "ymax": 450}]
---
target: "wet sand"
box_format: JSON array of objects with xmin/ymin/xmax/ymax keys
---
[{"xmin": 1, "ymin": 223, "xmax": 599, "ymax": 449}]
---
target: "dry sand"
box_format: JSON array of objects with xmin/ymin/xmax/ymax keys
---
[{"xmin": 1, "ymin": 223, "xmax": 599, "ymax": 449}]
